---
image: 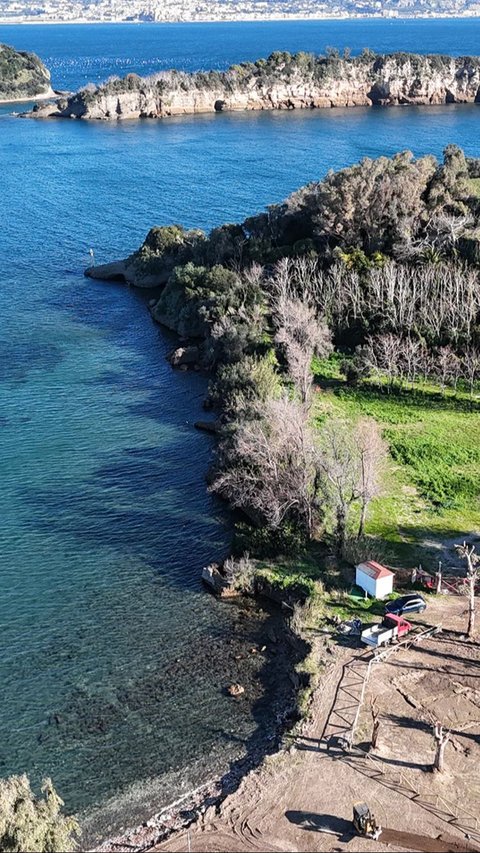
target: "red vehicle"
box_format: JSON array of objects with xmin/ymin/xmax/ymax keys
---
[{"xmin": 361, "ymin": 614, "xmax": 412, "ymax": 648}]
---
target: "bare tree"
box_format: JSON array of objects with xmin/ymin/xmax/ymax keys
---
[
  {"xmin": 275, "ymin": 300, "xmax": 331, "ymax": 404},
  {"xmin": 462, "ymin": 347, "xmax": 480, "ymax": 398},
  {"xmin": 356, "ymin": 419, "xmax": 387, "ymax": 538},
  {"xmin": 210, "ymin": 396, "xmax": 322, "ymax": 540},
  {"xmin": 428, "ymin": 212, "xmax": 473, "ymax": 252},
  {"xmin": 318, "ymin": 419, "xmax": 360, "ymax": 551},
  {"xmin": 313, "ymin": 260, "xmax": 480, "ymax": 349},
  {"xmin": 435, "ymin": 346, "xmax": 460, "ymax": 395},
  {"xmin": 433, "ymin": 722, "xmax": 450, "ymax": 773},
  {"xmin": 371, "ymin": 333, "xmax": 400, "ymax": 391},
  {"xmin": 455, "ymin": 542, "xmax": 479, "ymax": 638},
  {"xmin": 270, "ymin": 260, "xmax": 332, "ymax": 405},
  {"xmin": 398, "ymin": 336, "xmax": 424, "ymax": 390},
  {"xmin": 317, "ymin": 417, "xmax": 385, "ymax": 550}
]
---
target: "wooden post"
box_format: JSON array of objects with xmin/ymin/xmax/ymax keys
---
[
  {"xmin": 468, "ymin": 573, "xmax": 476, "ymax": 638},
  {"xmin": 433, "ymin": 722, "xmax": 450, "ymax": 772},
  {"xmin": 436, "ymin": 561, "xmax": 442, "ymax": 594}
]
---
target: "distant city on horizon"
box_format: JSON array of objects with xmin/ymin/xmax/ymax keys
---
[{"xmin": 1, "ymin": 0, "xmax": 480, "ymax": 25}]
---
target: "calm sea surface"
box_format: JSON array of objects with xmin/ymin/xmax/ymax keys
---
[{"xmin": 1, "ymin": 17, "xmax": 480, "ymax": 840}]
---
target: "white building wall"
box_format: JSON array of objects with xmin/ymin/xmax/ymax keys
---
[
  {"xmin": 376, "ymin": 574, "xmax": 394, "ymax": 599},
  {"xmin": 355, "ymin": 566, "xmax": 376, "ymax": 597},
  {"xmin": 355, "ymin": 565, "xmax": 394, "ymax": 599}
]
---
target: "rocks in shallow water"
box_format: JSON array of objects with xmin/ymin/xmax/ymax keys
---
[
  {"xmin": 194, "ymin": 419, "xmax": 221, "ymax": 434},
  {"xmin": 168, "ymin": 345, "xmax": 199, "ymax": 368},
  {"xmin": 201, "ymin": 563, "xmax": 240, "ymax": 597},
  {"xmin": 227, "ymin": 683, "xmax": 245, "ymax": 697}
]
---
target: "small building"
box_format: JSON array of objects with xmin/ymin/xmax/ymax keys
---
[{"xmin": 355, "ymin": 560, "xmax": 394, "ymax": 600}]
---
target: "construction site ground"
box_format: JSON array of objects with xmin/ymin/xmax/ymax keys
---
[{"xmin": 155, "ymin": 596, "xmax": 480, "ymax": 853}]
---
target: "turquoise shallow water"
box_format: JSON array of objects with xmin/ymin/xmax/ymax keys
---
[{"xmin": 1, "ymin": 18, "xmax": 480, "ymax": 840}]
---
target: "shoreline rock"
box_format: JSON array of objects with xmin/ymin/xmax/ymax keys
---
[
  {"xmin": 85, "ymin": 260, "xmax": 164, "ymax": 288},
  {"xmin": 168, "ymin": 345, "xmax": 200, "ymax": 368}
]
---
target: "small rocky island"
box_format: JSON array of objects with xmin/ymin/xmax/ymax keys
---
[
  {"xmin": 0, "ymin": 43, "xmax": 54, "ymax": 103},
  {"xmin": 30, "ymin": 49, "xmax": 480, "ymax": 120}
]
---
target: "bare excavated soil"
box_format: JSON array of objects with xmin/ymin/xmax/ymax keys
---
[{"xmin": 154, "ymin": 596, "xmax": 480, "ymax": 853}]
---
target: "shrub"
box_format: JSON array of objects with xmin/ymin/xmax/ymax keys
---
[
  {"xmin": 0, "ymin": 775, "xmax": 79, "ymax": 853},
  {"xmin": 209, "ymin": 353, "xmax": 280, "ymax": 417},
  {"xmin": 223, "ymin": 553, "xmax": 255, "ymax": 592}
]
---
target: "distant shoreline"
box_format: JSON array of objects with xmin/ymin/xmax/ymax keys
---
[{"xmin": 2, "ymin": 13, "xmax": 480, "ymax": 25}]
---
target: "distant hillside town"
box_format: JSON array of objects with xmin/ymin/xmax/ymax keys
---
[{"xmin": 1, "ymin": 0, "xmax": 480, "ymax": 23}]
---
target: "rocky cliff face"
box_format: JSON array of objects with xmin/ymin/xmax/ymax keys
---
[
  {"xmin": 0, "ymin": 43, "xmax": 53, "ymax": 102},
  {"xmin": 31, "ymin": 51, "xmax": 480, "ymax": 120}
]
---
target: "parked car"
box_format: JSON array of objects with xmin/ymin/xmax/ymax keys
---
[{"xmin": 384, "ymin": 594, "xmax": 426, "ymax": 616}]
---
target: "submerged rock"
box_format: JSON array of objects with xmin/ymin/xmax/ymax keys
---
[
  {"xmin": 227, "ymin": 683, "xmax": 245, "ymax": 697},
  {"xmin": 194, "ymin": 420, "xmax": 221, "ymax": 434}
]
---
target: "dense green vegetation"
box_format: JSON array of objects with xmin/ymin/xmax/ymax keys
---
[
  {"xmin": 0, "ymin": 44, "xmax": 51, "ymax": 99},
  {"xmin": 123, "ymin": 145, "xmax": 480, "ymax": 586}
]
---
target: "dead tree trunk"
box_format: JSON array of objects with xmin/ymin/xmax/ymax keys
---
[
  {"xmin": 455, "ymin": 542, "xmax": 479, "ymax": 639},
  {"xmin": 358, "ymin": 500, "xmax": 367, "ymax": 539},
  {"xmin": 370, "ymin": 697, "xmax": 380, "ymax": 751},
  {"xmin": 433, "ymin": 723, "xmax": 450, "ymax": 773}
]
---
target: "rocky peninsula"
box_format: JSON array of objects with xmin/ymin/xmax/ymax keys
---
[
  {"xmin": 0, "ymin": 43, "xmax": 54, "ymax": 103},
  {"xmin": 29, "ymin": 49, "xmax": 480, "ymax": 120}
]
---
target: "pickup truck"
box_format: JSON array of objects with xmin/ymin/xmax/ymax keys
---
[{"xmin": 361, "ymin": 614, "xmax": 412, "ymax": 648}]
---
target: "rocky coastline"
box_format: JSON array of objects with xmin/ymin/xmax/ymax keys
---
[
  {"xmin": 83, "ymin": 252, "xmax": 317, "ymax": 852},
  {"xmin": 86, "ymin": 592, "xmax": 314, "ymax": 853},
  {"xmin": 28, "ymin": 50, "xmax": 480, "ymax": 121}
]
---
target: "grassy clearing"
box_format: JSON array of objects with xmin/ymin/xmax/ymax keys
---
[{"xmin": 312, "ymin": 356, "xmax": 480, "ymax": 569}]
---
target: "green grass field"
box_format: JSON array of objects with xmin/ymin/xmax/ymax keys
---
[{"xmin": 311, "ymin": 355, "xmax": 480, "ymax": 570}]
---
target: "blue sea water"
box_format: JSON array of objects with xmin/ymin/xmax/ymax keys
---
[
  {"xmin": 2, "ymin": 18, "xmax": 480, "ymax": 91},
  {"xmin": 1, "ymin": 17, "xmax": 480, "ymax": 841}
]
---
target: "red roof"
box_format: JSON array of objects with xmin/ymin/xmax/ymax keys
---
[{"xmin": 357, "ymin": 560, "xmax": 394, "ymax": 580}]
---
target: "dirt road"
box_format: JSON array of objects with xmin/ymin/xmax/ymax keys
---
[{"xmin": 154, "ymin": 596, "xmax": 480, "ymax": 853}]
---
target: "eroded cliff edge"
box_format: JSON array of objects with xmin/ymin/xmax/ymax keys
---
[
  {"xmin": 30, "ymin": 50, "xmax": 480, "ymax": 120},
  {"xmin": 0, "ymin": 43, "xmax": 54, "ymax": 103}
]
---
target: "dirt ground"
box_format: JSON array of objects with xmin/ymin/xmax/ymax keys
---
[{"xmin": 154, "ymin": 596, "xmax": 480, "ymax": 853}]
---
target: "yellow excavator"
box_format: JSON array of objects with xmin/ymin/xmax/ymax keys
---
[{"xmin": 353, "ymin": 802, "xmax": 381, "ymax": 840}]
